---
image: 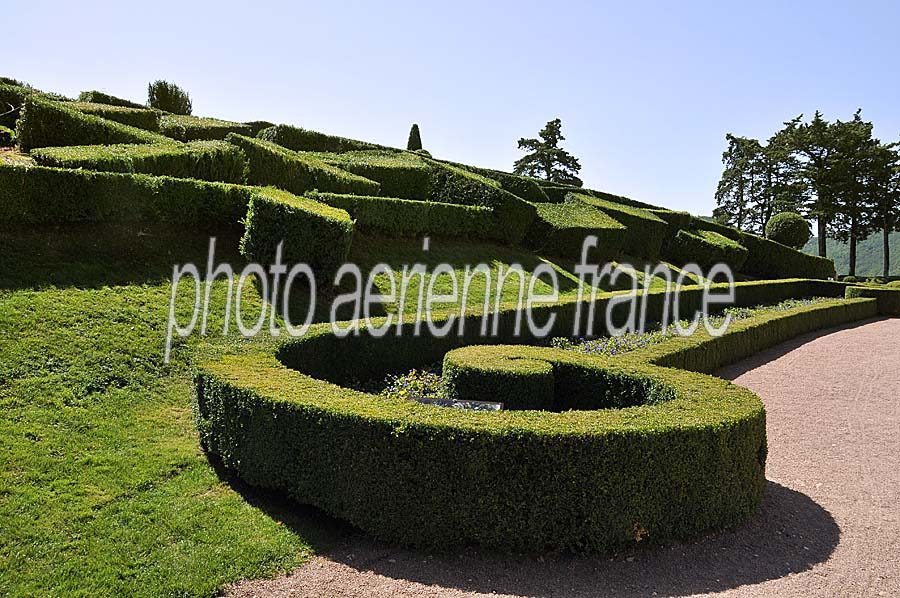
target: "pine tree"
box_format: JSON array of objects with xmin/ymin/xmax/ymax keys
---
[
  {"xmin": 147, "ymin": 80, "xmax": 192, "ymax": 115},
  {"xmin": 407, "ymin": 123, "xmax": 422, "ymax": 151},
  {"xmin": 868, "ymin": 142, "xmax": 900, "ymax": 277},
  {"xmin": 513, "ymin": 119, "xmax": 583, "ymax": 186}
]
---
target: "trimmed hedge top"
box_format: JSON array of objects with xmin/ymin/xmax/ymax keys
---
[
  {"xmin": 666, "ymin": 228, "xmax": 749, "ymax": 271},
  {"xmin": 572, "ymin": 193, "xmax": 669, "ymax": 259},
  {"xmin": 258, "ymin": 124, "xmax": 398, "ymax": 154},
  {"xmin": 523, "ymin": 200, "xmax": 627, "ymax": 260},
  {"xmin": 77, "ymin": 90, "xmax": 147, "ymax": 109},
  {"xmin": 160, "ymin": 114, "xmax": 252, "ymax": 141},
  {"xmin": 69, "ymin": 101, "xmax": 160, "ymax": 131},
  {"xmin": 313, "ymin": 150, "xmax": 433, "ymax": 199}
]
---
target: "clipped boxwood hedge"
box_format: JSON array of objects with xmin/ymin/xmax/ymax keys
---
[
  {"xmin": 77, "ymin": 90, "xmax": 146, "ymax": 109},
  {"xmin": 0, "ymin": 125, "xmax": 13, "ymax": 146},
  {"xmin": 738, "ymin": 232, "xmax": 836, "ymax": 280},
  {"xmin": 15, "ymin": 97, "xmax": 169, "ymax": 151},
  {"xmin": 314, "ymin": 150, "xmax": 433, "ymax": 199},
  {"xmin": 240, "ymin": 187, "xmax": 353, "ymax": 281},
  {"xmin": 258, "ymin": 124, "xmax": 397, "ymax": 153},
  {"xmin": 160, "ymin": 114, "xmax": 252, "ymax": 141},
  {"xmin": 665, "ymin": 229, "xmax": 749, "ymax": 271},
  {"xmin": 0, "ymin": 83, "xmax": 27, "ymax": 128},
  {"xmin": 572, "ymin": 193, "xmax": 668, "ymax": 259},
  {"xmin": 438, "ymin": 160, "xmax": 551, "ymax": 203},
  {"xmin": 70, "ymin": 101, "xmax": 160, "ymax": 131},
  {"xmin": 523, "ymin": 200, "xmax": 627, "ymax": 260},
  {"xmin": 30, "ymin": 140, "xmax": 246, "ymax": 183},
  {"xmin": 227, "ymin": 133, "xmax": 381, "ymax": 196},
  {"xmin": 845, "ymin": 285, "xmax": 900, "ymax": 315},
  {"xmin": 194, "ymin": 286, "xmax": 875, "ymax": 553},
  {"xmin": 307, "ymin": 191, "xmax": 493, "ymax": 239}
]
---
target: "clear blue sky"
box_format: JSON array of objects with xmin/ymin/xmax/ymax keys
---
[{"xmin": 7, "ymin": 0, "xmax": 900, "ymax": 215}]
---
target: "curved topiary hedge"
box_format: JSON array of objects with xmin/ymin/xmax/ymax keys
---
[
  {"xmin": 194, "ymin": 288, "xmax": 875, "ymax": 553},
  {"xmin": 571, "ymin": 193, "xmax": 668, "ymax": 259},
  {"xmin": 665, "ymin": 229, "xmax": 749, "ymax": 271},
  {"xmin": 70, "ymin": 101, "xmax": 160, "ymax": 131},
  {"xmin": 160, "ymin": 114, "xmax": 252, "ymax": 141},
  {"xmin": 522, "ymin": 200, "xmax": 626, "ymax": 260},
  {"xmin": 845, "ymin": 285, "xmax": 900, "ymax": 315}
]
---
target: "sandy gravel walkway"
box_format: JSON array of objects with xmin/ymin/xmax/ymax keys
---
[{"xmin": 226, "ymin": 318, "xmax": 900, "ymax": 597}]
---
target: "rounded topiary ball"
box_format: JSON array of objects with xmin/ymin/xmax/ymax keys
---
[{"xmin": 765, "ymin": 212, "xmax": 811, "ymax": 249}]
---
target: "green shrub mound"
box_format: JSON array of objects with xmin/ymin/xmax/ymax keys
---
[
  {"xmin": 523, "ymin": 200, "xmax": 626, "ymax": 260},
  {"xmin": 15, "ymin": 98, "xmax": 170, "ymax": 151},
  {"xmin": 194, "ymin": 292, "xmax": 876, "ymax": 552},
  {"xmin": 571, "ymin": 193, "xmax": 668, "ymax": 259},
  {"xmin": 0, "ymin": 125, "xmax": 13, "ymax": 146},
  {"xmin": 307, "ymin": 192, "xmax": 492, "ymax": 239},
  {"xmin": 0, "ymin": 163, "xmax": 251, "ymax": 226},
  {"xmin": 766, "ymin": 212, "xmax": 811, "ymax": 249},
  {"xmin": 313, "ymin": 150, "xmax": 433, "ymax": 199},
  {"xmin": 69, "ymin": 101, "xmax": 160, "ymax": 131},
  {"xmin": 31, "ymin": 141, "xmax": 246, "ymax": 183},
  {"xmin": 240, "ymin": 188, "xmax": 353, "ymax": 281},
  {"xmin": 258, "ymin": 124, "xmax": 397, "ymax": 153},
  {"xmin": 227, "ymin": 134, "xmax": 381, "ymax": 196},
  {"xmin": 77, "ymin": 90, "xmax": 146, "ymax": 109},
  {"xmin": 666, "ymin": 229, "xmax": 749, "ymax": 271},
  {"xmin": 160, "ymin": 114, "xmax": 252, "ymax": 141},
  {"xmin": 845, "ymin": 285, "xmax": 900, "ymax": 315}
]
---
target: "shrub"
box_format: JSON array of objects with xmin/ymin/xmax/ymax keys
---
[
  {"xmin": 458, "ymin": 165, "xmax": 551, "ymax": 203},
  {"xmin": 665, "ymin": 229, "xmax": 749, "ymax": 271},
  {"xmin": 0, "ymin": 125, "xmax": 13, "ymax": 146},
  {"xmin": 583, "ymin": 188, "xmax": 663, "ymax": 210},
  {"xmin": 842, "ymin": 275, "xmax": 860, "ymax": 284},
  {"xmin": 648, "ymin": 209, "xmax": 692, "ymax": 241},
  {"xmin": 523, "ymin": 200, "xmax": 626, "ymax": 260},
  {"xmin": 312, "ymin": 150, "xmax": 433, "ymax": 199},
  {"xmin": 240, "ymin": 187, "xmax": 353, "ymax": 280},
  {"xmin": 765, "ymin": 212, "xmax": 811, "ymax": 249},
  {"xmin": 258, "ymin": 124, "xmax": 397, "ymax": 153},
  {"xmin": 77, "ymin": 90, "xmax": 146, "ymax": 109},
  {"xmin": 0, "ymin": 83, "xmax": 27, "ymax": 128},
  {"xmin": 147, "ymin": 80, "xmax": 192, "ymax": 115},
  {"xmin": 307, "ymin": 191, "xmax": 493, "ymax": 239},
  {"xmin": 226, "ymin": 133, "xmax": 380, "ymax": 196},
  {"xmin": 160, "ymin": 114, "xmax": 252, "ymax": 141},
  {"xmin": 0, "ymin": 162, "xmax": 251, "ymax": 226},
  {"xmin": 15, "ymin": 97, "xmax": 169, "ymax": 151},
  {"xmin": 69, "ymin": 101, "xmax": 160, "ymax": 131},
  {"xmin": 737, "ymin": 232, "xmax": 836, "ymax": 280},
  {"xmin": 407, "ymin": 123, "xmax": 422, "ymax": 151},
  {"xmin": 540, "ymin": 183, "xmax": 582, "ymax": 203},
  {"xmin": 31, "ymin": 141, "xmax": 246, "ymax": 183},
  {"xmin": 245, "ymin": 120, "xmax": 275, "ymax": 137},
  {"xmin": 571, "ymin": 193, "xmax": 668, "ymax": 259},
  {"xmin": 844, "ymin": 285, "xmax": 900, "ymax": 315},
  {"xmin": 413, "ymin": 148, "xmax": 432, "ymax": 157}
]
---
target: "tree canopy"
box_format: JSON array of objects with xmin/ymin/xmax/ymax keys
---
[{"xmin": 513, "ymin": 118, "xmax": 583, "ymax": 186}]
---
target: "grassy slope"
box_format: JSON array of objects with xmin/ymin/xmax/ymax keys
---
[{"xmin": 803, "ymin": 233, "xmax": 900, "ymax": 277}]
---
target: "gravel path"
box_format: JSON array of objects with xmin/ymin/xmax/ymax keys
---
[{"xmin": 225, "ymin": 318, "xmax": 900, "ymax": 597}]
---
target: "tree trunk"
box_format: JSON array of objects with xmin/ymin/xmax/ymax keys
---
[
  {"xmin": 885, "ymin": 224, "xmax": 891, "ymax": 278},
  {"xmin": 818, "ymin": 218, "xmax": 827, "ymax": 257},
  {"xmin": 849, "ymin": 227, "xmax": 857, "ymax": 277}
]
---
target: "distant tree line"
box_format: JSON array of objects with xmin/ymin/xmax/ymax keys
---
[{"xmin": 714, "ymin": 110, "xmax": 900, "ymax": 277}]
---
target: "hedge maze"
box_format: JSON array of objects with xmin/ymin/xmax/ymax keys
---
[{"xmin": 4, "ymin": 77, "xmax": 884, "ymax": 553}]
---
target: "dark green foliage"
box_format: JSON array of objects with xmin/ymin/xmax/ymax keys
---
[
  {"xmin": 648, "ymin": 209, "xmax": 692, "ymax": 242},
  {"xmin": 15, "ymin": 98, "xmax": 168, "ymax": 151},
  {"xmin": 523, "ymin": 200, "xmax": 626, "ymax": 260},
  {"xmin": 239, "ymin": 187, "xmax": 353, "ymax": 280},
  {"xmin": 513, "ymin": 118, "xmax": 582, "ymax": 186},
  {"xmin": 0, "ymin": 125, "xmax": 13, "ymax": 146},
  {"xmin": 407, "ymin": 123, "xmax": 422, "ymax": 151},
  {"xmin": 244, "ymin": 120, "xmax": 275, "ymax": 137},
  {"xmin": 226, "ymin": 133, "xmax": 381, "ymax": 196},
  {"xmin": 738, "ymin": 232, "xmax": 836, "ymax": 280},
  {"xmin": 413, "ymin": 148, "xmax": 432, "ymax": 157},
  {"xmin": 766, "ymin": 212, "xmax": 811, "ymax": 249},
  {"xmin": 147, "ymin": 80, "xmax": 192, "ymax": 115},
  {"xmin": 803, "ymin": 233, "xmax": 900, "ymax": 277},
  {"xmin": 0, "ymin": 163, "xmax": 251, "ymax": 226},
  {"xmin": 665, "ymin": 229, "xmax": 749, "ymax": 271},
  {"xmin": 425, "ymin": 160, "xmax": 536, "ymax": 244},
  {"xmin": 844, "ymin": 285, "xmax": 900, "ymax": 315},
  {"xmin": 160, "ymin": 114, "xmax": 252, "ymax": 141},
  {"xmin": 540, "ymin": 184, "xmax": 582, "ymax": 203},
  {"xmin": 258, "ymin": 124, "xmax": 396, "ymax": 153},
  {"xmin": 585, "ymin": 188, "xmax": 664, "ymax": 210},
  {"xmin": 462, "ymin": 166, "xmax": 550, "ymax": 202},
  {"xmin": 307, "ymin": 192, "xmax": 493, "ymax": 239},
  {"xmin": 0, "ymin": 83, "xmax": 27, "ymax": 128},
  {"xmin": 31, "ymin": 141, "xmax": 246, "ymax": 183},
  {"xmin": 77, "ymin": 90, "xmax": 146, "ymax": 109},
  {"xmin": 313, "ymin": 150, "xmax": 432, "ymax": 199},
  {"xmin": 572, "ymin": 193, "xmax": 668, "ymax": 258},
  {"xmin": 70, "ymin": 101, "xmax": 160, "ymax": 131},
  {"xmin": 194, "ymin": 294, "xmax": 873, "ymax": 553}
]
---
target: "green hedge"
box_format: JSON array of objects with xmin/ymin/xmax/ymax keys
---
[
  {"xmin": 15, "ymin": 97, "xmax": 169, "ymax": 151},
  {"xmin": 227, "ymin": 133, "xmax": 380, "ymax": 196},
  {"xmin": 665, "ymin": 229, "xmax": 749, "ymax": 271},
  {"xmin": 245, "ymin": 120, "xmax": 275, "ymax": 137},
  {"xmin": 258, "ymin": 124, "xmax": 397, "ymax": 153},
  {"xmin": 523, "ymin": 200, "xmax": 626, "ymax": 260},
  {"xmin": 583, "ymin": 188, "xmax": 663, "ymax": 210},
  {"xmin": 194, "ymin": 290, "xmax": 873, "ymax": 552},
  {"xmin": 0, "ymin": 125, "xmax": 13, "ymax": 146},
  {"xmin": 0, "ymin": 83, "xmax": 27, "ymax": 128},
  {"xmin": 77, "ymin": 90, "xmax": 146, "ymax": 109},
  {"xmin": 0, "ymin": 162, "xmax": 250, "ymax": 226},
  {"xmin": 160, "ymin": 114, "xmax": 252, "ymax": 141},
  {"xmin": 70, "ymin": 101, "xmax": 160, "ymax": 131},
  {"xmin": 314, "ymin": 150, "xmax": 433, "ymax": 199},
  {"xmin": 572, "ymin": 193, "xmax": 668, "ymax": 259},
  {"xmin": 30, "ymin": 141, "xmax": 246, "ymax": 183},
  {"xmin": 738, "ymin": 232, "xmax": 836, "ymax": 280},
  {"xmin": 307, "ymin": 191, "xmax": 493, "ymax": 239},
  {"xmin": 540, "ymin": 184, "xmax": 582, "ymax": 203},
  {"xmin": 240, "ymin": 187, "xmax": 353, "ymax": 281},
  {"xmin": 648, "ymin": 208, "xmax": 692, "ymax": 241},
  {"xmin": 845, "ymin": 286, "xmax": 900, "ymax": 315},
  {"xmin": 438, "ymin": 160, "xmax": 550, "ymax": 202}
]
